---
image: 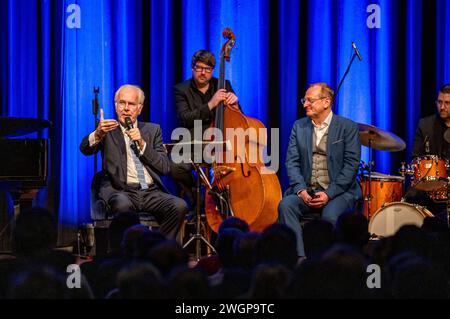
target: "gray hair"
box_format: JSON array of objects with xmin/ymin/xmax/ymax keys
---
[{"xmin": 114, "ymin": 84, "xmax": 145, "ymax": 104}]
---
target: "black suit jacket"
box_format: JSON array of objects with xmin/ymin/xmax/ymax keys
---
[
  {"xmin": 173, "ymin": 77, "xmax": 238, "ymax": 135},
  {"xmin": 413, "ymin": 114, "xmax": 450, "ymax": 159},
  {"xmin": 80, "ymin": 122, "xmax": 170, "ymax": 200}
]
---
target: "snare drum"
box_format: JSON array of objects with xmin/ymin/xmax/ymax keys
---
[
  {"xmin": 411, "ymin": 155, "xmax": 449, "ymax": 191},
  {"xmin": 368, "ymin": 202, "xmax": 433, "ymax": 238},
  {"xmin": 360, "ymin": 173, "xmax": 404, "ymax": 219}
]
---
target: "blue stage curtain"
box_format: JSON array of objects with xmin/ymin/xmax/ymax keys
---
[
  {"xmin": 277, "ymin": 0, "xmax": 301, "ymax": 188},
  {"xmin": 406, "ymin": 0, "xmax": 423, "ymax": 162},
  {"xmin": 436, "ymin": 0, "xmax": 450, "ymax": 84},
  {"xmin": 0, "ymin": 0, "xmax": 449, "ymax": 232},
  {"xmin": 58, "ymin": 0, "xmax": 142, "ymax": 226}
]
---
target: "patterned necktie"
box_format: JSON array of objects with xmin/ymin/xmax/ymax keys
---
[{"xmin": 130, "ymin": 144, "xmax": 149, "ymax": 190}]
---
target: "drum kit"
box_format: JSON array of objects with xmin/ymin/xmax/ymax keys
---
[{"xmin": 358, "ymin": 123, "xmax": 449, "ymax": 239}]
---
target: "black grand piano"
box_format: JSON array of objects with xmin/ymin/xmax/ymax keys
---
[{"xmin": 0, "ymin": 117, "xmax": 51, "ymax": 216}]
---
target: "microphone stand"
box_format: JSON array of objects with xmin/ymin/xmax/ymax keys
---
[
  {"xmin": 335, "ymin": 44, "xmax": 362, "ymax": 213},
  {"xmin": 92, "ymin": 87, "xmax": 100, "ymax": 173},
  {"xmin": 336, "ymin": 53, "xmax": 358, "ymax": 97}
]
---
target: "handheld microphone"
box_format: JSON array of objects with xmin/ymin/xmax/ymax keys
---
[
  {"xmin": 124, "ymin": 117, "xmax": 140, "ymax": 151},
  {"xmin": 352, "ymin": 42, "xmax": 362, "ymax": 61},
  {"xmin": 92, "ymin": 87, "xmax": 100, "ymax": 116},
  {"xmin": 306, "ymin": 187, "xmax": 316, "ymax": 198}
]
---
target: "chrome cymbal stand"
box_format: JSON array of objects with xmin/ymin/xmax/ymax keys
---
[
  {"xmin": 365, "ymin": 138, "xmax": 375, "ymax": 219},
  {"xmin": 447, "ymin": 161, "xmax": 449, "ymax": 228},
  {"xmin": 447, "ymin": 183, "xmax": 449, "ymax": 228}
]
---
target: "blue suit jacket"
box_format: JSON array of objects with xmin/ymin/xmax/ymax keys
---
[
  {"xmin": 80, "ymin": 122, "xmax": 170, "ymax": 200},
  {"xmin": 284, "ymin": 114, "xmax": 362, "ymax": 202}
]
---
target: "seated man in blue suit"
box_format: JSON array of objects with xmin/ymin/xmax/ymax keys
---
[
  {"xmin": 80, "ymin": 84, "xmax": 188, "ymax": 240},
  {"xmin": 278, "ymin": 82, "xmax": 362, "ymax": 257}
]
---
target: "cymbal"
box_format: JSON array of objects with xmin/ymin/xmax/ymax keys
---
[
  {"xmin": 0, "ymin": 117, "xmax": 51, "ymax": 138},
  {"xmin": 358, "ymin": 123, "xmax": 406, "ymax": 152}
]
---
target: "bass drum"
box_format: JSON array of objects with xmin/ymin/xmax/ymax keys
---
[{"xmin": 368, "ymin": 202, "xmax": 433, "ymax": 239}]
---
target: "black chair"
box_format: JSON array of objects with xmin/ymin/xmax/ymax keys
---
[{"xmin": 90, "ymin": 171, "xmax": 160, "ymax": 230}]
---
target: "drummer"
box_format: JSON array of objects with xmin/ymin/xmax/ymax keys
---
[
  {"xmin": 404, "ymin": 84, "xmax": 450, "ymax": 213},
  {"xmin": 412, "ymin": 84, "xmax": 450, "ymax": 158}
]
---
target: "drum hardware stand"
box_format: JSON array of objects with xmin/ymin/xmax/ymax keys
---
[
  {"xmin": 365, "ymin": 138, "xmax": 375, "ymax": 219},
  {"xmin": 444, "ymin": 130, "xmax": 450, "ymax": 227},
  {"xmin": 92, "ymin": 87, "xmax": 100, "ymax": 173},
  {"xmin": 183, "ymin": 160, "xmax": 216, "ymax": 261},
  {"xmin": 447, "ymin": 178, "xmax": 450, "ymax": 228},
  {"xmin": 399, "ymin": 162, "xmax": 413, "ymax": 201}
]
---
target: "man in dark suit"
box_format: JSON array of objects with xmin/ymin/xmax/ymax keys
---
[
  {"xmin": 404, "ymin": 84, "xmax": 450, "ymax": 212},
  {"xmin": 278, "ymin": 82, "xmax": 362, "ymax": 257},
  {"xmin": 412, "ymin": 84, "xmax": 450, "ymax": 158},
  {"xmin": 173, "ymin": 49, "xmax": 239, "ymax": 136},
  {"xmin": 80, "ymin": 84, "xmax": 188, "ymax": 239},
  {"xmin": 171, "ymin": 50, "xmax": 239, "ymax": 205}
]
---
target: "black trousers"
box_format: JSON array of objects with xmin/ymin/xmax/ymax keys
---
[
  {"xmin": 169, "ymin": 161, "xmax": 195, "ymax": 208},
  {"xmin": 107, "ymin": 184, "xmax": 188, "ymax": 239}
]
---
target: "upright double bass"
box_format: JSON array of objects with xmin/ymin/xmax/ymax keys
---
[{"xmin": 205, "ymin": 28, "xmax": 281, "ymax": 232}]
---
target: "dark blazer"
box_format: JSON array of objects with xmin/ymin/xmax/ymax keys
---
[
  {"xmin": 284, "ymin": 114, "xmax": 362, "ymax": 201},
  {"xmin": 80, "ymin": 122, "xmax": 170, "ymax": 200},
  {"xmin": 173, "ymin": 77, "xmax": 238, "ymax": 135},
  {"xmin": 412, "ymin": 114, "xmax": 450, "ymax": 159}
]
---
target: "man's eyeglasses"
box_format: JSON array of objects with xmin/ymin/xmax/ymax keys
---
[
  {"xmin": 300, "ymin": 97, "xmax": 326, "ymax": 106},
  {"xmin": 116, "ymin": 100, "xmax": 140, "ymax": 109},
  {"xmin": 436, "ymin": 100, "xmax": 450, "ymax": 107},
  {"xmin": 193, "ymin": 65, "xmax": 214, "ymax": 73}
]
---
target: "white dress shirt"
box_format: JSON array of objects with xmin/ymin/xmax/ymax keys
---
[
  {"xmin": 312, "ymin": 111, "xmax": 333, "ymax": 147},
  {"xmin": 89, "ymin": 120, "xmax": 153, "ymax": 185}
]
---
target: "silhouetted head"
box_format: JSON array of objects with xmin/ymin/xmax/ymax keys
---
[
  {"xmin": 13, "ymin": 207, "xmax": 57, "ymax": 258},
  {"xmin": 248, "ymin": 263, "xmax": 291, "ymax": 299},
  {"xmin": 218, "ymin": 217, "xmax": 250, "ymax": 234},
  {"xmin": 215, "ymin": 228, "xmax": 244, "ymax": 268},
  {"xmin": 335, "ymin": 211, "xmax": 370, "ymax": 250},
  {"xmin": 148, "ymin": 240, "xmax": 189, "ymax": 277},
  {"xmin": 108, "ymin": 212, "xmax": 140, "ymax": 254},
  {"xmin": 255, "ymin": 224, "xmax": 298, "ymax": 269},
  {"xmin": 167, "ymin": 267, "xmax": 211, "ymax": 299},
  {"xmin": 121, "ymin": 224, "xmax": 151, "ymax": 258},
  {"xmin": 386, "ymin": 252, "xmax": 448, "ymax": 299},
  {"xmin": 117, "ymin": 262, "xmax": 164, "ymax": 299},
  {"xmin": 234, "ymin": 232, "xmax": 261, "ymax": 271},
  {"xmin": 303, "ymin": 219, "xmax": 334, "ymax": 259},
  {"xmin": 8, "ymin": 265, "xmax": 67, "ymax": 299}
]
